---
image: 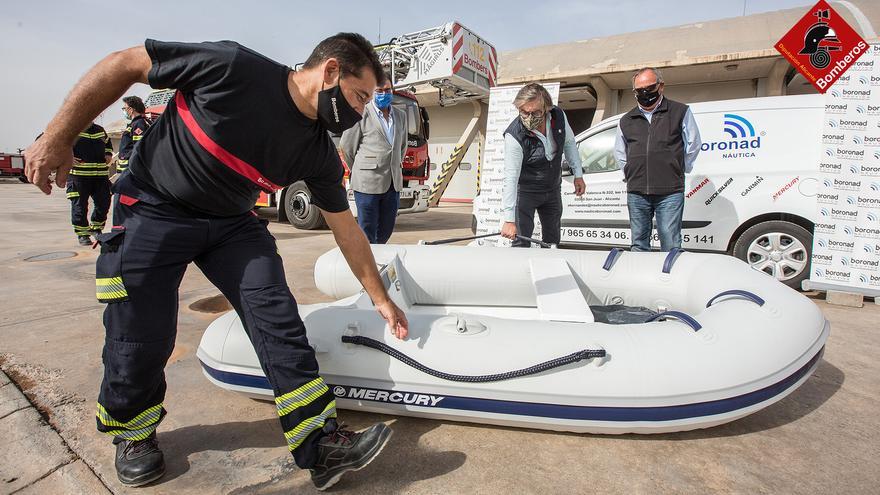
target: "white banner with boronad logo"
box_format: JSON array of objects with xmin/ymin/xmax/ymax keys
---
[
  {"xmin": 809, "ymin": 43, "xmax": 880, "ymax": 293},
  {"xmin": 472, "ymin": 83, "xmax": 560, "ymax": 246}
]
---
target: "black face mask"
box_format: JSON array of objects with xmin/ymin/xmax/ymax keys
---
[
  {"xmin": 317, "ymin": 81, "xmax": 362, "ymax": 133},
  {"xmin": 635, "ymin": 86, "xmax": 661, "ymax": 108}
]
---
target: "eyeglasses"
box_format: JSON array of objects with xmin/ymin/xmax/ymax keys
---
[
  {"xmin": 633, "ymin": 83, "xmax": 659, "ymax": 94},
  {"xmin": 374, "ymin": 87, "xmax": 393, "ymax": 95},
  {"xmin": 519, "ymin": 109, "xmax": 545, "ymax": 119}
]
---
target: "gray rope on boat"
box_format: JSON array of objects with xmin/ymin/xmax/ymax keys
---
[{"xmin": 341, "ymin": 335, "xmax": 606, "ymax": 383}]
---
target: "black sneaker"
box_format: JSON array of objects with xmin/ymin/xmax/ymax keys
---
[
  {"xmin": 310, "ymin": 423, "xmax": 393, "ymax": 491},
  {"xmin": 77, "ymin": 236, "xmax": 92, "ymax": 246},
  {"xmin": 114, "ymin": 432, "xmax": 166, "ymax": 487}
]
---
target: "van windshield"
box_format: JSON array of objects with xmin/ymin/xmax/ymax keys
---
[{"xmin": 577, "ymin": 126, "xmax": 619, "ymax": 174}]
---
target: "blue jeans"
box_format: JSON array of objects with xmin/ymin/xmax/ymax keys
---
[
  {"xmin": 354, "ymin": 185, "xmax": 400, "ymax": 244},
  {"xmin": 627, "ymin": 192, "xmax": 684, "ymax": 252}
]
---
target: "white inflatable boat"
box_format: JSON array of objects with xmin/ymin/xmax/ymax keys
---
[{"xmin": 197, "ymin": 245, "xmax": 829, "ymax": 434}]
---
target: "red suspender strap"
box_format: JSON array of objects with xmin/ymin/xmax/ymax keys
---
[
  {"xmin": 174, "ymin": 91, "xmax": 281, "ymax": 193},
  {"xmin": 118, "ymin": 194, "xmax": 139, "ymax": 206}
]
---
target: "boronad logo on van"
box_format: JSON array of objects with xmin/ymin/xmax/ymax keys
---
[
  {"xmin": 701, "ymin": 114, "xmax": 763, "ymax": 159},
  {"xmin": 774, "ymin": 0, "xmax": 869, "ymax": 93}
]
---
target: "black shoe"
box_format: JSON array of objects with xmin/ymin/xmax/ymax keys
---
[
  {"xmin": 310, "ymin": 423, "xmax": 392, "ymax": 491},
  {"xmin": 77, "ymin": 236, "xmax": 92, "ymax": 246},
  {"xmin": 114, "ymin": 433, "xmax": 166, "ymax": 487}
]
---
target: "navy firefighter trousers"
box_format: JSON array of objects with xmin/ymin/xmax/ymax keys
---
[{"xmin": 94, "ymin": 194, "xmax": 336, "ymax": 468}]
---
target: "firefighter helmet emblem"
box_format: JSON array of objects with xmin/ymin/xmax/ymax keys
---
[{"xmin": 798, "ymin": 8, "xmax": 842, "ymax": 69}]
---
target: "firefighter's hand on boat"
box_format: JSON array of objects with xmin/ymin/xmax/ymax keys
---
[
  {"xmin": 376, "ymin": 299, "xmax": 409, "ymax": 340},
  {"xmin": 501, "ymin": 221, "xmax": 517, "ymax": 240},
  {"xmin": 25, "ymin": 133, "xmax": 74, "ymax": 194}
]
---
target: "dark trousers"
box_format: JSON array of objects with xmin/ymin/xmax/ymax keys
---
[
  {"xmin": 94, "ymin": 198, "xmax": 335, "ymax": 468},
  {"xmin": 513, "ymin": 190, "xmax": 562, "ymax": 247},
  {"xmin": 67, "ymin": 177, "xmax": 111, "ymax": 237},
  {"xmin": 354, "ymin": 185, "xmax": 400, "ymax": 244},
  {"xmin": 627, "ymin": 191, "xmax": 684, "ymax": 252}
]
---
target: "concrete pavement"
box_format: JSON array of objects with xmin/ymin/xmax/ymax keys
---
[{"xmin": 0, "ymin": 180, "xmax": 878, "ymax": 494}]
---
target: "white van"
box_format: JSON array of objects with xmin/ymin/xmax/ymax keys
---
[{"xmin": 557, "ymin": 94, "xmax": 823, "ymax": 289}]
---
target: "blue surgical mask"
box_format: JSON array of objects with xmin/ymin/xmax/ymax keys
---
[{"xmin": 374, "ymin": 92, "xmax": 393, "ymax": 109}]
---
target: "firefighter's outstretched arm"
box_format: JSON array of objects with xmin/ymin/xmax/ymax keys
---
[
  {"xmin": 321, "ymin": 208, "xmax": 409, "ymax": 340},
  {"xmin": 25, "ymin": 46, "xmax": 151, "ymax": 194}
]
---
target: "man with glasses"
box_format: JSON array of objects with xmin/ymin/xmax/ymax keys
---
[
  {"xmin": 614, "ymin": 67, "xmax": 702, "ymax": 252},
  {"xmin": 500, "ymin": 82, "xmax": 585, "ymax": 247},
  {"xmin": 117, "ymin": 96, "xmax": 150, "ymax": 175},
  {"xmin": 340, "ymin": 72, "xmax": 407, "ymax": 244},
  {"xmin": 25, "ymin": 34, "xmax": 407, "ymax": 490}
]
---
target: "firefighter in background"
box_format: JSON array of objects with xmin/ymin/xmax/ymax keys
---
[
  {"xmin": 117, "ymin": 96, "xmax": 149, "ymax": 174},
  {"xmin": 69, "ymin": 122, "xmax": 113, "ymax": 245}
]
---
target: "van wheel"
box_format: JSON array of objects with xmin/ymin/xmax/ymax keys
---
[
  {"xmin": 284, "ymin": 181, "xmax": 327, "ymax": 230},
  {"xmin": 732, "ymin": 220, "xmax": 812, "ymax": 289}
]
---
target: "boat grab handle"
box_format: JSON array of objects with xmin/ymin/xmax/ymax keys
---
[
  {"xmin": 662, "ymin": 248, "xmax": 685, "ymax": 274},
  {"xmin": 706, "ymin": 290, "xmax": 765, "ymax": 308},
  {"xmin": 645, "ymin": 311, "xmax": 702, "ymax": 332},
  {"xmin": 602, "ymin": 248, "xmax": 624, "ymax": 271},
  {"xmin": 341, "ymin": 335, "xmax": 606, "ymax": 383}
]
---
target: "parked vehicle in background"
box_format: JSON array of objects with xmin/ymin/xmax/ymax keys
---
[
  {"xmin": 556, "ymin": 94, "xmax": 823, "ymax": 289},
  {"xmin": 0, "ymin": 153, "xmax": 26, "ymax": 181}
]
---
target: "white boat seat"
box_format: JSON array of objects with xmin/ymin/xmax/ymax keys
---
[{"xmin": 529, "ymin": 258, "xmax": 595, "ymax": 323}]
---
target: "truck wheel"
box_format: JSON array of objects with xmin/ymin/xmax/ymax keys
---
[
  {"xmin": 732, "ymin": 220, "xmax": 812, "ymax": 289},
  {"xmin": 284, "ymin": 181, "xmax": 327, "ymax": 230}
]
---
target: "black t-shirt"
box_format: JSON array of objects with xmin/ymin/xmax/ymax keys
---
[{"xmin": 127, "ymin": 39, "xmax": 348, "ymax": 216}]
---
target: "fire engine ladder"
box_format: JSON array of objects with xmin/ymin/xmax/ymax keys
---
[
  {"xmin": 377, "ymin": 22, "xmax": 490, "ymax": 206},
  {"xmin": 376, "ymin": 23, "xmax": 488, "ymax": 107}
]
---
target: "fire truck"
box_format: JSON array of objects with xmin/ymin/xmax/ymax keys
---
[
  {"xmin": 143, "ymin": 87, "xmax": 432, "ymax": 230},
  {"xmin": 0, "ymin": 153, "xmax": 26, "ymax": 180}
]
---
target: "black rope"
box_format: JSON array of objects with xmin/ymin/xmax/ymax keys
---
[{"xmin": 341, "ymin": 335, "xmax": 606, "ymax": 383}]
